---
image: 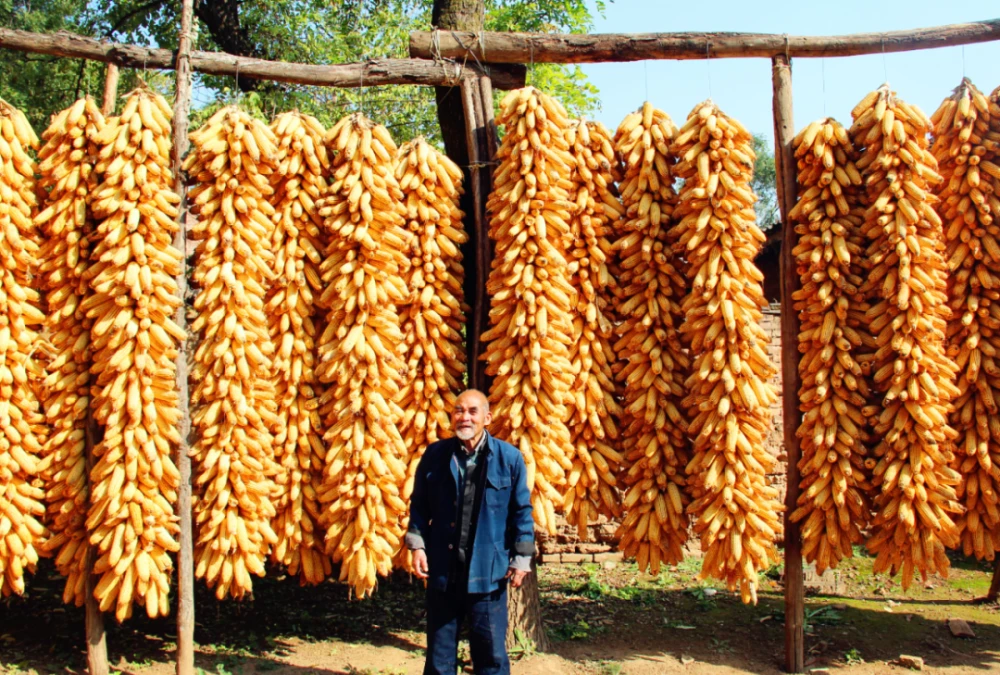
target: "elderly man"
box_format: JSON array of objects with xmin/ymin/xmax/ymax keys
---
[{"xmin": 406, "ymin": 389, "xmax": 534, "ymax": 675}]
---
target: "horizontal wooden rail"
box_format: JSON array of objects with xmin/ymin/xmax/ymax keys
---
[
  {"xmin": 410, "ymin": 18, "xmax": 1000, "ymax": 63},
  {"xmin": 0, "ymin": 28, "xmax": 526, "ymax": 89}
]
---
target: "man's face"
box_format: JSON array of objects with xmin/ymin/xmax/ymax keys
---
[{"xmin": 452, "ymin": 392, "xmax": 492, "ymax": 442}]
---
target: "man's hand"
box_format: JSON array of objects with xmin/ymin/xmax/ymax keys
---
[
  {"xmin": 505, "ymin": 566, "xmax": 529, "ymax": 589},
  {"xmin": 412, "ymin": 549, "xmax": 429, "ymax": 579}
]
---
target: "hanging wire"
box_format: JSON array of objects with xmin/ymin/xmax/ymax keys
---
[
  {"xmin": 881, "ymin": 35, "xmax": 888, "ymax": 84},
  {"xmin": 821, "ymin": 58, "xmax": 827, "ymax": 118},
  {"xmin": 706, "ymin": 39, "xmax": 712, "ymax": 99},
  {"xmin": 644, "ymin": 60, "xmax": 649, "ymax": 102},
  {"xmin": 962, "ymin": 44, "xmax": 967, "ymax": 78},
  {"xmin": 234, "ymin": 59, "xmax": 241, "ymax": 107},
  {"xmin": 359, "ymin": 64, "xmax": 365, "ymax": 115}
]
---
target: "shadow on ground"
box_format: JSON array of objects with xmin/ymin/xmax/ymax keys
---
[{"xmin": 2, "ymin": 554, "xmax": 999, "ymax": 674}]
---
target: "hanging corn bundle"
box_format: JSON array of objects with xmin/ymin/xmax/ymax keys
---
[
  {"xmin": 0, "ymin": 99, "xmax": 48, "ymax": 598},
  {"xmin": 185, "ymin": 106, "xmax": 280, "ymax": 600},
  {"xmin": 481, "ymin": 87, "xmax": 577, "ymax": 534},
  {"xmin": 84, "ymin": 86, "xmax": 185, "ymax": 620},
  {"xmin": 673, "ymin": 100, "xmax": 782, "ymax": 604},
  {"xmin": 934, "ymin": 79, "xmax": 1000, "ymax": 561},
  {"xmin": 394, "ymin": 137, "xmax": 467, "ymax": 495},
  {"xmin": 314, "ymin": 113, "xmax": 411, "ymax": 598},
  {"xmin": 265, "ymin": 111, "xmax": 331, "ymax": 585},
  {"xmin": 392, "ymin": 137, "xmax": 467, "ymax": 572},
  {"xmin": 35, "ymin": 97, "xmax": 105, "ymax": 605},
  {"xmin": 787, "ymin": 117, "xmax": 874, "ymax": 574},
  {"xmin": 851, "ymin": 85, "xmax": 963, "ymax": 589},
  {"xmin": 611, "ymin": 103, "xmax": 691, "ymax": 571},
  {"xmin": 560, "ymin": 118, "xmax": 625, "ymax": 541}
]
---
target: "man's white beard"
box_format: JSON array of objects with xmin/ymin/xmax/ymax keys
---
[{"xmin": 456, "ymin": 427, "xmax": 476, "ymax": 441}]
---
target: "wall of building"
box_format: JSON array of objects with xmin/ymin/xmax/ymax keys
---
[{"xmin": 538, "ymin": 304, "xmax": 788, "ymax": 562}]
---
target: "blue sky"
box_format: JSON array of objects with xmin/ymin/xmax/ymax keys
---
[{"xmin": 578, "ymin": 1, "xmax": 1000, "ymax": 147}]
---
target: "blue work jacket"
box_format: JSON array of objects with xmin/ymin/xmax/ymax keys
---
[{"xmin": 408, "ymin": 432, "xmax": 534, "ymax": 593}]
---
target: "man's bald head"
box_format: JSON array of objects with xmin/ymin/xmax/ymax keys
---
[{"xmin": 452, "ymin": 389, "xmax": 492, "ymax": 444}]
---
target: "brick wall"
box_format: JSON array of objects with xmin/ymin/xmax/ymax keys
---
[{"xmin": 539, "ymin": 304, "xmax": 789, "ymax": 560}]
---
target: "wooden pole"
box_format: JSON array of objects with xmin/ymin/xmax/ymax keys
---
[
  {"xmin": 410, "ymin": 18, "xmax": 1000, "ymax": 63},
  {"xmin": 987, "ymin": 558, "xmax": 1000, "ymax": 602},
  {"xmin": 100, "ymin": 63, "xmax": 119, "ymax": 116},
  {"xmin": 460, "ymin": 77, "xmax": 490, "ymax": 391},
  {"xmin": 0, "ymin": 28, "xmax": 525, "ymax": 90},
  {"xmin": 772, "ymin": 53, "xmax": 804, "ymax": 674},
  {"xmin": 170, "ymin": 2, "xmax": 195, "ymax": 675},
  {"xmin": 83, "ymin": 410, "xmax": 108, "ymax": 675}
]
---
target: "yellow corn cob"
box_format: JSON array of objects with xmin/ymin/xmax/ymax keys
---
[
  {"xmin": 852, "ymin": 85, "xmax": 962, "ymax": 589},
  {"xmin": 482, "ymin": 87, "xmax": 577, "ymax": 535},
  {"xmin": 35, "ymin": 97, "xmax": 106, "ymax": 606},
  {"xmin": 673, "ymin": 100, "xmax": 782, "ymax": 604},
  {"xmin": 314, "ymin": 113, "xmax": 411, "ymax": 599},
  {"xmin": 0, "ymin": 98, "xmax": 49, "ymax": 598},
  {"xmin": 84, "ymin": 85, "xmax": 184, "ymax": 621},
  {"xmin": 185, "ymin": 106, "xmax": 280, "ymax": 600},
  {"xmin": 265, "ymin": 111, "xmax": 332, "ymax": 586},
  {"xmin": 610, "ymin": 103, "xmax": 690, "ymax": 572},
  {"xmin": 788, "ymin": 117, "xmax": 874, "ymax": 574},
  {"xmin": 935, "ymin": 79, "xmax": 1000, "ymax": 562}
]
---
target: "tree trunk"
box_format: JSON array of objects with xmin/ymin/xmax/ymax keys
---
[
  {"xmin": 987, "ymin": 557, "xmax": 1000, "ymax": 603},
  {"xmin": 507, "ymin": 560, "xmax": 550, "ymax": 652}
]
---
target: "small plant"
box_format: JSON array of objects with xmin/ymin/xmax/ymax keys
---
[
  {"xmin": 711, "ymin": 637, "xmax": 733, "ymax": 653},
  {"xmin": 686, "ymin": 584, "xmax": 719, "ymax": 610},
  {"xmin": 597, "ymin": 661, "xmax": 623, "ymax": 675},
  {"xmin": 509, "ymin": 629, "xmax": 537, "ymax": 660},
  {"xmin": 550, "ymin": 619, "xmax": 602, "ymax": 641},
  {"xmin": 844, "ymin": 648, "xmax": 864, "ymax": 665}
]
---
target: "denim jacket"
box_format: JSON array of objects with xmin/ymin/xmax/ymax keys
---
[{"xmin": 407, "ymin": 432, "xmax": 535, "ymax": 593}]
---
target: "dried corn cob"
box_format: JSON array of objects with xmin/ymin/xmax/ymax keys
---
[
  {"xmin": 787, "ymin": 117, "xmax": 874, "ymax": 575},
  {"xmin": 482, "ymin": 87, "xmax": 577, "ymax": 534},
  {"xmin": 852, "ymin": 85, "xmax": 962, "ymax": 589},
  {"xmin": 84, "ymin": 86, "xmax": 185, "ymax": 620},
  {"xmin": 265, "ymin": 111, "xmax": 331, "ymax": 586},
  {"xmin": 0, "ymin": 99, "xmax": 49, "ymax": 598},
  {"xmin": 934, "ymin": 79, "xmax": 1000, "ymax": 562},
  {"xmin": 34, "ymin": 97, "xmax": 105, "ymax": 606},
  {"xmin": 392, "ymin": 137, "xmax": 467, "ymax": 572},
  {"xmin": 673, "ymin": 100, "xmax": 782, "ymax": 604},
  {"xmin": 185, "ymin": 106, "xmax": 280, "ymax": 600},
  {"xmin": 610, "ymin": 103, "xmax": 690, "ymax": 571},
  {"xmin": 314, "ymin": 113, "xmax": 410, "ymax": 598}
]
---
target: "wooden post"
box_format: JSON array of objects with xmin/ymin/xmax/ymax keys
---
[
  {"xmin": 460, "ymin": 76, "xmax": 490, "ymax": 391},
  {"xmin": 987, "ymin": 558, "xmax": 1000, "ymax": 602},
  {"xmin": 100, "ymin": 63, "xmax": 118, "ymax": 115},
  {"xmin": 83, "ymin": 411, "xmax": 108, "ymax": 675},
  {"xmin": 772, "ymin": 53, "xmax": 804, "ymax": 674},
  {"xmin": 170, "ymin": 2, "xmax": 195, "ymax": 675}
]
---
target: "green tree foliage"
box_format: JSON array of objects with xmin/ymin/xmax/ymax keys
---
[
  {"xmin": 1, "ymin": 0, "xmax": 604, "ymax": 140},
  {"xmin": 751, "ymin": 133, "xmax": 779, "ymax": 230}
]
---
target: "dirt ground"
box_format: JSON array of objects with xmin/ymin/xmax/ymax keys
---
[{"xmin": 1, "ymin": 549, "xmax": 997, "ymax": 675}]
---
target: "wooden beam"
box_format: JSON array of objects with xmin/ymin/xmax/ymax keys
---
[
  {"xmin": 170, "ymin": 3, "xmax": 195, "ymax": 675},
  {"xmin": 772, "ymin": 53, "xmax": 804, "ymax": 675},
  {"xmin": 410, "ymin": 19, "xmax": 1000, "ymax": 63},
  {"xmin": 0, "ymin": 27, "xmax": 525, "ymax": 89}
]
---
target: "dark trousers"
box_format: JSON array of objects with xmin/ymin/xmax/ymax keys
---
[{"xmin": 424, "ymin": 583, "xmax": 509, "ymax": 675}]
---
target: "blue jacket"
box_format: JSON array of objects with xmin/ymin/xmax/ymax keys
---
[{"xmin": 407, "ymin": 432, "xmax": 534, "ymax": 593}]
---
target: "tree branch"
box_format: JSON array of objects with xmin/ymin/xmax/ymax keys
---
[{"xmin": 103, "ymin": 0, "xmax": 168, "ymax": 40}]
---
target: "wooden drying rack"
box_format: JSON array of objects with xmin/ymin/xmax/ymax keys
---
[{"xmin": 2, "ymin": 12, "xmax": 999, "ymax": 675}]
